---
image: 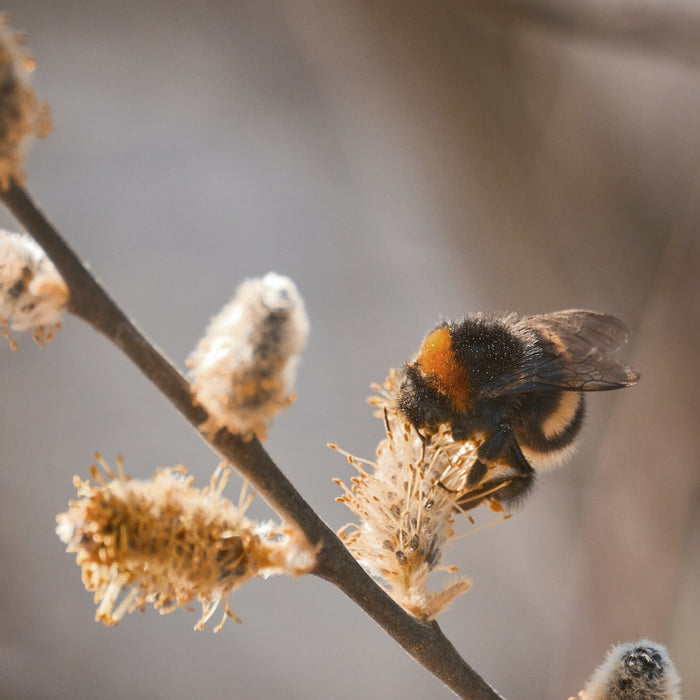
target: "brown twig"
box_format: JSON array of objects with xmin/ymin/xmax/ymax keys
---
[
  {"xmin": 465, "ymin": 0, "xmax": 700, "ymax": 63},
  {"xmin": 0, "ymin": 178, "xmax": 503, "ymax": 700}
]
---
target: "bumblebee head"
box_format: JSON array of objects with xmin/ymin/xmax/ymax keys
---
[{"xmin": 396, "ymin": 362, "xmax": 454, "ymax": 433}]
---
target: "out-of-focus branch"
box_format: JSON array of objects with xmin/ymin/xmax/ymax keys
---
[
  {"xmin": 465, "ymin": 0, "xmax": 700, "ymax": 63},
  {"xmin": 0, "ymin": 178, "xmax": 503, "ymax": 700}
]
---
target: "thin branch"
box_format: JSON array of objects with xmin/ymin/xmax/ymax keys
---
[
  {"xmin": 466, "ymin": 0, "xmax": 700, "ymax": 63},
  {"xmin": 0, "ymin": 178, "xmax": 503, "ymax": 700}
]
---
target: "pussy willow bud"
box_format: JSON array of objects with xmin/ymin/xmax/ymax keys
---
[
  {"xmin": 576, "ymin": 640, "xmax": 681, "ymax": 700},
  {"xmin": 0, "ymin": 17, "xmax": 52, "ymax": 188},
  {"xmin": 187, "ymin": 272, "xmax": 309, "ymax": 441},
  {"xmin": 57, "ymin": 455, "xmax": 316, "ymax": 632},
  {"xmin": 0, "ymin": 230, "xmax": 68, "ymax": 348}
]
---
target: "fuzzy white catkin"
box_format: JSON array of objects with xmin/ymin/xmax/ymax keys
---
[
  {"xmin": 582, "ymin": 640, "xmax": 681, "ymax": 700},
  {"xmin": 188, "ymin": 272, "xmax": 309, "ymax": 440},
  {"xmin": 0, "ymin": 230, "xmax": 68, "ymax": 347}
]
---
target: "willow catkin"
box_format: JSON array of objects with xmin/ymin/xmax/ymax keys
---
[
  {"xmin": 0, "ymin": 230, "xmax": 68, "ymax": 348},
  {"xmin": 57, "ymin": 455, "xmax": 316, "ymax": 632},
  {"xmin": 0, "ymin": 17, "xmax": 52, "ymax": 188},
  {"xmin": 187, "ymin": 272, "xmax": 309, "ymax": 441},
  {"xmin": 579, "ymin": 640, "xmax": 681, "ymax": 700},
  {"xmin": 333, "ymin": 371, "xmax": 510, "ymax": 619}
]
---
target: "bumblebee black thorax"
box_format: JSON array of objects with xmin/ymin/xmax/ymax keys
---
[
  {"xmin": 449, "ymin": 317, "xmax": 525, "ymax": 390},
  {"xmin": 409, "ymin": 318, "xmax": 525, "ymax": 412}
]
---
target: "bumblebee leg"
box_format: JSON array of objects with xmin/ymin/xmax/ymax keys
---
[
  {"xmin": 488, "ymin": 465, "xmax": 535, "ymax": 506},
  {"xmin": 467, "ymin": 459, "xmax": 488, "ymax": 486},
  {"xmin": 473, "ymin": 424, "xmax": 536, "ymax": 505},
  {"xmin": 504, "ymin": 428, "xmax": 534, "ymax": 480},
  {"xmin": 476, "ymin": 424, "xmax": 530, "ymax": 472},
  {"xmin": 458, "ymin": 465, "xmax": 536, "ymax": 510}
]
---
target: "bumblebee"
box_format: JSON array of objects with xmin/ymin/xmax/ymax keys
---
[{"xmin": 396, "ymin": 310, "xmax": 640, "ymax": 508}]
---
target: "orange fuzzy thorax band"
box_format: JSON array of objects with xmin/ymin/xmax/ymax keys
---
[{"xmin": 416, "ymin": 327, "xmax": 471, "ymax": 411}]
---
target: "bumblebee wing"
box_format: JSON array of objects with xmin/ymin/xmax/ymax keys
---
[{"xmin": 486, "ymin": 310, "xmax": 640, "ymax": 395}]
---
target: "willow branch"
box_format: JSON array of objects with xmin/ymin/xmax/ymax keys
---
[
  {"xmin": 0, "ymin": 178, "xmax": 503, "ymax": 700},
  {"xmin": 466, "ymin": 0, "xmax": 700, "ymax": 63}
]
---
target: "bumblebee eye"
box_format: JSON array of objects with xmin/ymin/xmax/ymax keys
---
[{"xmin": 397, "ymin": 363, "xmax": 454, "ymax": 431}]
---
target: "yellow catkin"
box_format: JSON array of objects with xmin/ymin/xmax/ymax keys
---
[
  {"xmin": 0, "ymin": 17, "xmax": 52, "ymax": 188},
  {"xmin": 57, "ymin": 456, "xmax": 316, "ymax": 632},
  {"xmin": 333, "ymin": 371, "xmax": 510, "ymax": 619}
]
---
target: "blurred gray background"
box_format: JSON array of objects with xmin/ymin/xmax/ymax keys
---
[{"xmin": 1, "ymin": 1, "xmax": 699, "ymax": 699}]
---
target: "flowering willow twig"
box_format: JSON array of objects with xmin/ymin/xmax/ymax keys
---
[{"xmin": 0, "ymin": 178, "xmax": 503, "ymax": 700}]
